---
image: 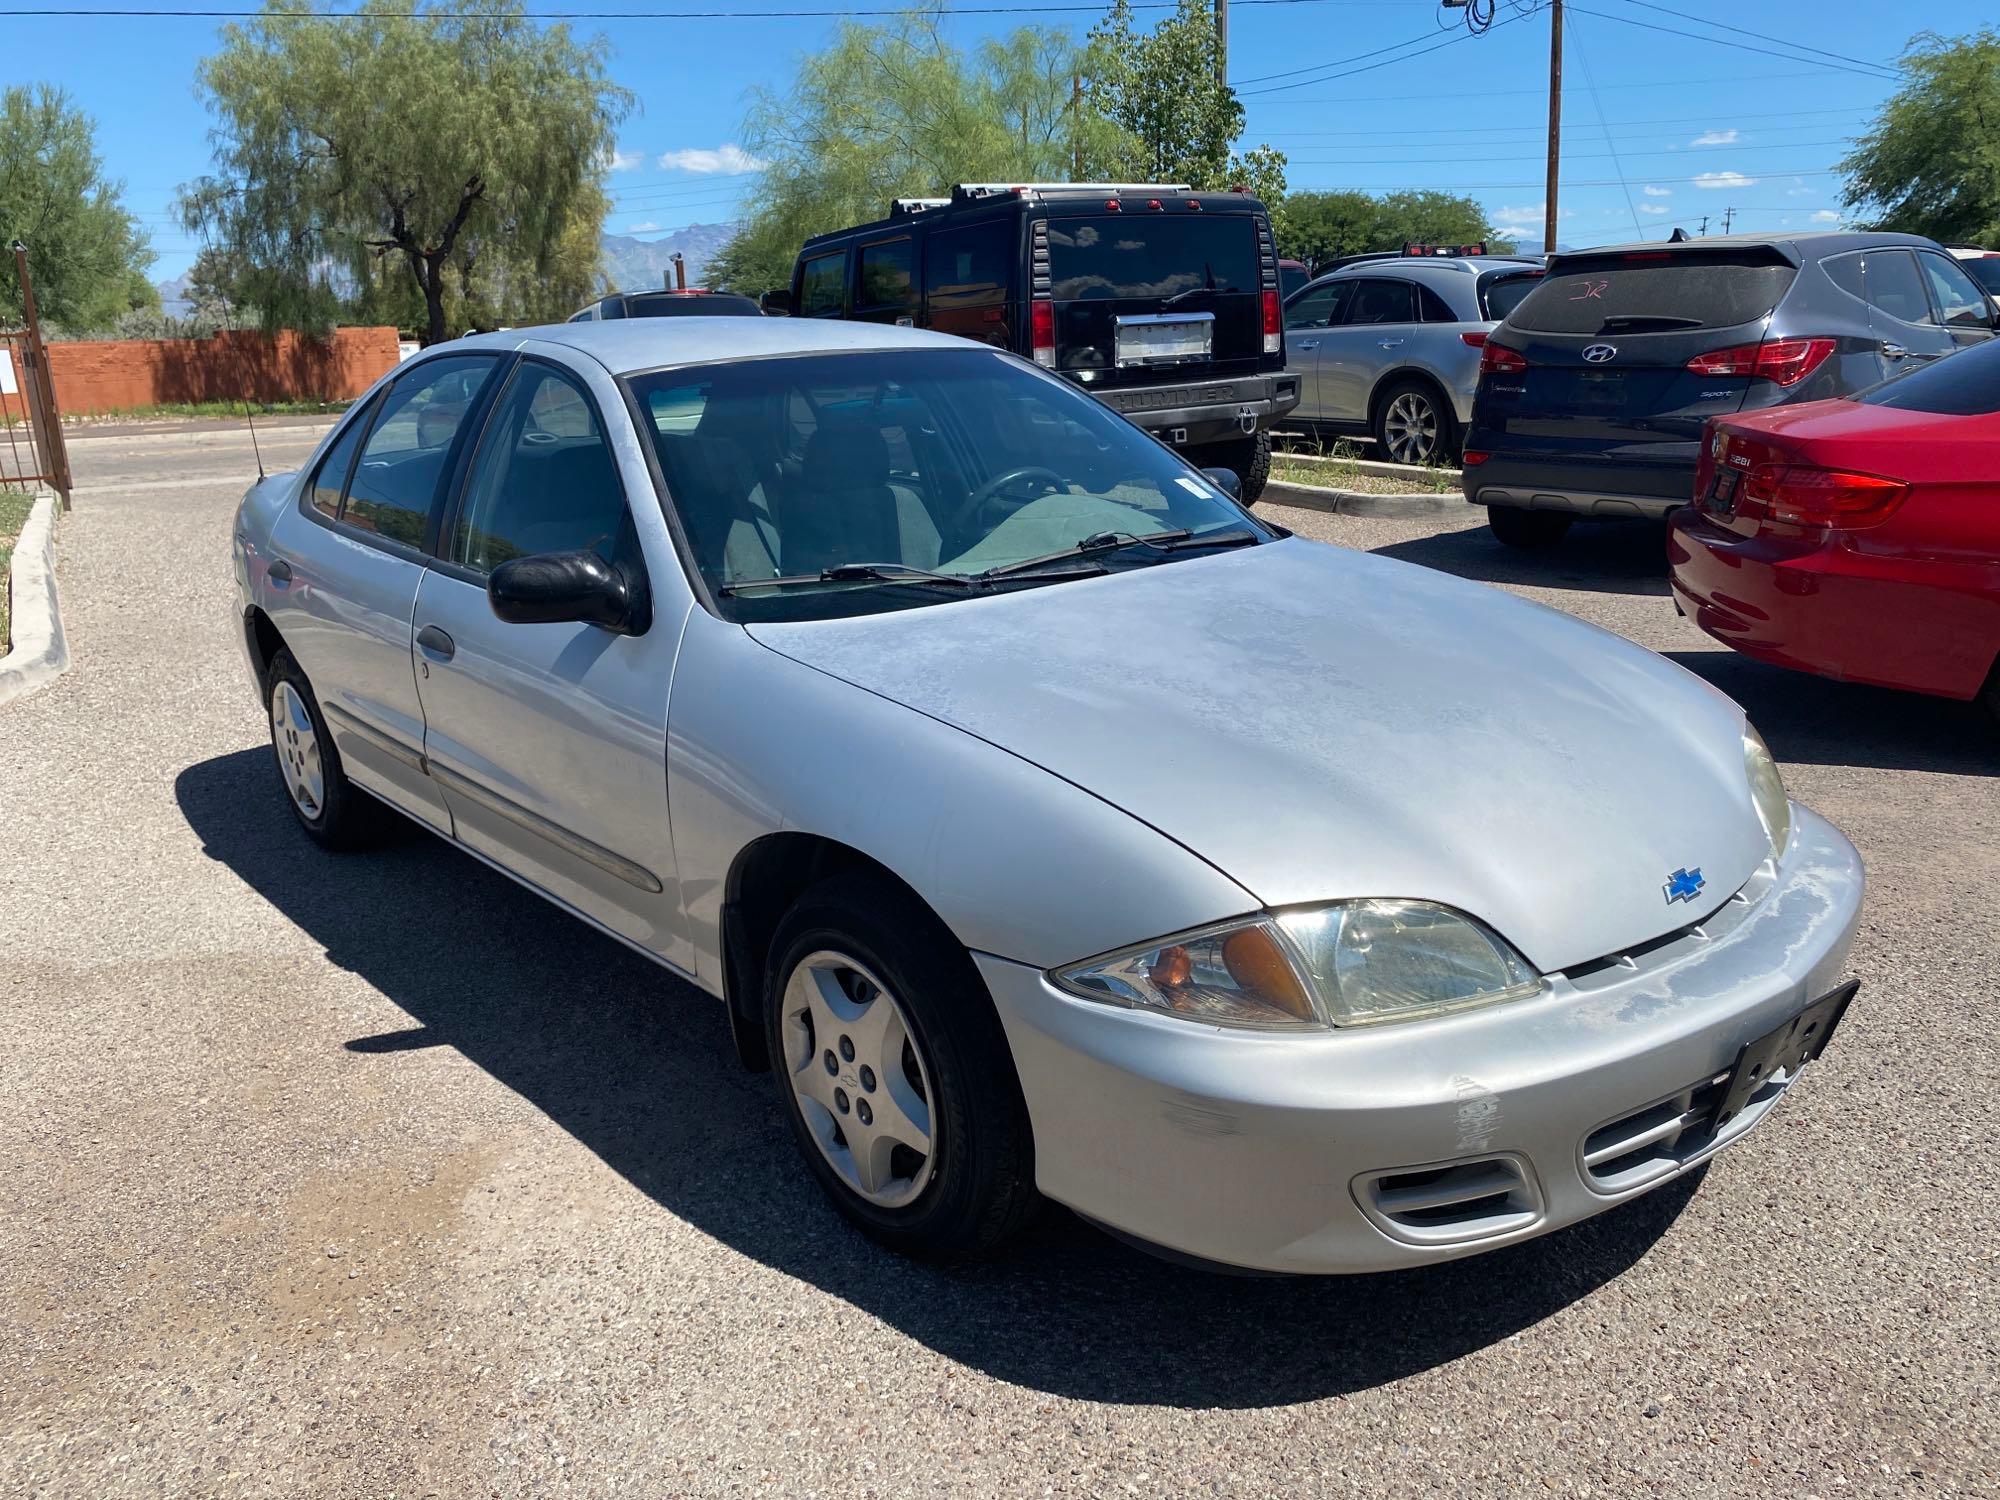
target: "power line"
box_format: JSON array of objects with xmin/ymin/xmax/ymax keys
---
[
  {"xmin": 1239, "ymin": 2, "xmax": 1546, "ymax": 96},
  {"xmin": 1247, "ymin": 66, "xmax": 1873, "ymax": 106},
  {"xmin": 1611, "ymin": 0, "xmax": 1901, "ymax": 82},
  {"xmin": 1564, "ymin": 7, "xmax": 1643, "ymax": 241},
  {"xmin": 1262, "ymin": 106, "xmax": 1872, "ymax": 138},
  {"xmin": 0, "ymin": 0, "xmax": 1397, "ymax": 16},
  {"xmin": 1282, "ymin": 139, "xmax": 1855, "ymax": 165},
  {"xmin": 1282, "ymin": 167, "xmax": 1844, "ymax": 189},
  {"xmin": 1564, "ymin": 4, "xmax": 1901, "ymax": 82}
]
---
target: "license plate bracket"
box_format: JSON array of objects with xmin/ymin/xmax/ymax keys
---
[
  {"xmin": 1714, "ymin": 980, "xmax": 1858, "ymax": 1130},
  {"xmin": 1114, "ymin": 312, "xmax": 1214, "ymax": 368}
]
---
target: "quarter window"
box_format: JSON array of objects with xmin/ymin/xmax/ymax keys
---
[
  {"xmin": 308, "ymin": 402, "xmax": 370, "ymax": 519},
  {"xmin": 1344, "ymin": 279, "xmax": 1417, "ymax": 325},
  {"xmin": 1417, "ymin": 284, "xmax": 1459, "ymax": 323},
  {"xmin": 858, "ymin": 240, "xmax": 917, "ymax": 312},
  {"xmin": 453, "ymin": 363, "xmax": 628, "ymax": 573},
  {"xmin": 344, "ymin": 356, "xmax": 494, "ymax": 548},
  {"xmin": 799, "ymin": 252, "xmax": 848, "ymax": 317},
  {"xmin": 1918, "ymin": 252, "xmax": 1993, "ymax": 329}
]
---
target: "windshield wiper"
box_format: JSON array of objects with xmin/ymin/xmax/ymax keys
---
[
  {"xmin": 718, "ymin": 561, "xmax": 987, "ymax": 596},
  {"xmin": 978, "ymin": 528, "xmax": 1193, "ymax": 580},
  {"xmin": 1158, "ymin": 526, "xmax": 1260, "ymax": 552}
]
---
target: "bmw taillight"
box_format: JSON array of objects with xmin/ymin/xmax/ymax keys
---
[
  {"xmin": 1685, "ymin": 337, "xmax": 1835, "ymax": 387},
  {"xmin": 1262, "ymin": 289, "xmax": 1281, "ymax": 355},
  {"xmin": 1031, "ymin": 299, "xmax": 1055, "ymax": 368},
  {"xmin": 1737, "ymin": 463, "xmax": 1908, "ymax": 528},
  {"xmin": 1479, "ymin": 342, "xmax": 1527, "ymax": 375}
]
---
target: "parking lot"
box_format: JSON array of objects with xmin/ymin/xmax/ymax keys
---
[{"xmin": 2, "ymin": 420, "xmax": 1994, "ymax": 1497}]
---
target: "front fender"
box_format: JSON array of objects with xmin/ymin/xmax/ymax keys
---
[{"xmin": 666, "ymin": 609, "xmax": 1259, "ymax": 988}]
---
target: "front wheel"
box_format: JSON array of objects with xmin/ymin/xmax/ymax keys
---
[
  {"xmin": 1188, "ymin": 429, "xmax": 1272, "ymax": 505},
  {"xmin": 265, "ymin": 649, "xmax": 385, "ymax": 849},
  {"xmin": 764, "ymin": 872, "xmax": 1037, "ymax": 1258},
  {"xmin": 1487, "ymin": 506, "xmax": 1574, "ymax": 549},
  {"xmin": 1374, "ymin": 380, "xmax": 1458, "ymax": 466}
]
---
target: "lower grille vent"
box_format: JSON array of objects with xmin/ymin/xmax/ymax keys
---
[
  {"xmin": 1582, "ymin": 1073, "xmax": 1734, "ymax": 1192},
  {"xmin": 1354, "ymin": 1154, "xmax": 1543, "ymax": 1247}
]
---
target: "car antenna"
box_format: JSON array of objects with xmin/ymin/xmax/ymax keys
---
[
  {"xmin": 216, "ymin": 291, "xmax": 266, "ymax": 480},
  {"xmin": 1668, "ymin": 227, "xmax": 1690, "ymax": 242}
]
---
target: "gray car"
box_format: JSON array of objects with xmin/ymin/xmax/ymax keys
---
[
  {"xmin": 1280, "ymin": 256, "xmax": 1545, "ymax": 464},
  {"xmin": 231, "ymin": 318, "xmax": 1863, "ymax": 1274}
]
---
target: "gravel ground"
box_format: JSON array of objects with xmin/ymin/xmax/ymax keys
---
[{"xmin": 1, "ymin": 422, "xmax": 1994, "ymax": 1498}]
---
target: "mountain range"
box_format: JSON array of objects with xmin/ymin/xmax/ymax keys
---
[{"xmin": 599, "ymin": 222, "xmax": 740, "ymax": 294}]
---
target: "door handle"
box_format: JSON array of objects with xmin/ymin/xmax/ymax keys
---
[
  {"xmin": 1377, "ymin": 339, "xmax": 1405, "ymax": 349},
  {"xmin": 267, "ymin": 559, "xmax": 292, "ymax": 584},
  {"xmin": 1295, "ymin": 339, "xmax": 1319, "ymax": 349},
  {"xmin": 1880, "ymin": 342, "xmax": 1910, "ymax": 359},
  {"xmin": 416, "ymin": 625, "xmax": 455, "ymax": 661}
]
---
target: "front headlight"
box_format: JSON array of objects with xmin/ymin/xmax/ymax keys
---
[
  {"xmin": 1053, "ymin": 900, "xmax": 1543, "ymax": 1031},
  {"xmin": 1743, "ymin": 725, "xmax": 1791, "ymax": 859}
]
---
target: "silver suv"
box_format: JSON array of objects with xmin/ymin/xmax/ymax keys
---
[{"xmin": 1280, "ymin": 256, "xmax": 1544, "ymax": 464}]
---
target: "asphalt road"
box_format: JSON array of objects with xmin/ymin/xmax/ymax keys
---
[{"xmin": 2, "ymin": 421, "xmax": 1994, "ymax": 1497}]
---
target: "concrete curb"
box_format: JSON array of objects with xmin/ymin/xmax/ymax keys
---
[
  {"xmin": 1272, "ymin": 448, "xmax": 1464, "ymax": 483},
  {"xmin": 0, "ymin": 494, "xmax": 70, "ymax": 707},
  {"xmin": 1262, "ymin": 479, "xmax": 1464, "ymax": 518}
]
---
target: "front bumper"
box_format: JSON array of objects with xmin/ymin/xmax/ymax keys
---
[
  {"xmin": 977, "ymin": 803, "xmax": 1863, "ymax": 1274},
  {"xmin": 1089, "ymin": 372, "xmax": 1302, "ymax": 444}
]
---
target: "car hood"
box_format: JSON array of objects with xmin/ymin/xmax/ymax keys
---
[{"xmin": 746, "ymin": 538, "xmax": 1770, "ymax": 973}]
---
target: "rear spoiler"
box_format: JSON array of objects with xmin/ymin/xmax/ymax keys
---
[{"xmin": 1544, "ymin": 242, "xmax": 1801, "ymax": 273}]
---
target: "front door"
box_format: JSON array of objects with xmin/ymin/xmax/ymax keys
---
[
  {"xmin": 1281, "ymin": 279, "xmax": 1351, "ymax": 416},
  {"xmin": 411, "ymin": 356, "xmax": 689, "ymax": 963}
]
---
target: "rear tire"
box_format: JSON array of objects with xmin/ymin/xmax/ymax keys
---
[
  {"xmin": 264, "ymin": 650, "xmax": 386, "ymax": 850},
  {"xmin": 1373, "ymin": 379, "xmax": 1459, "ymax": 466},
  {"xmin": 1190, "ymin": 429, "xmax": 1272, "ymax": 505},
  {"xmin": 763, "ymin": 871, "xmax": 1038, "ymax": 1259},
  {"xmin": 1487, "ymin": 506, "xmax": 1574, "ymax": 549}
]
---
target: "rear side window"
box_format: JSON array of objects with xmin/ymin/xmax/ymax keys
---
[
  {"xmin": 799, "ymin": 252, "xmax": 848, "ymax": 316},
  {"xmin": 1508, "ymin": 252, "xmax": 1796, "ymax": 333},
  {"xmin": 343, "ymin": 356, "xmax": 494, "ymax": 548},
  {"xmin": 858, "ymin": 240, "xmax": 917, "ymax": 312},
  {"xmin": 1849, "ymin": 249, "xmax": 1930, "ymax": 327},
  {"xmin": 925, "ymin": 221, "xmax": 1011, "ymax": 307},
  {"xmin": 1860, "ymin": 337, "xmax": 2000, "ymax": 415},
  {"xmin": 308, "ymin": 404, "xmax": 370, "ymax": 519},
  {"xmin": 1918, "ymin": 252, "xmax": 1992, "ymax": 329},
  {"xmin": 1479, "ymin": 271, "xmax": 1543, "ymax": 321},
  {"xmin": 1345, "ymin": 279, "xmax": 1416, "ymax": 325},
  {"xmin": 1046, "ymin": 215, "xmax": 1258, "ymax": 300}
]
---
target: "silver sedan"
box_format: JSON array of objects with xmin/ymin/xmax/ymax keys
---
[{"xmin": 231, "ymin": 318, "xmax": 1863, "ymax": 1274}]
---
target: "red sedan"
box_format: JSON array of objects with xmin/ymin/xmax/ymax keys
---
[{"xmin": 1669, "ymin": 338, "xmax": 2000, "ymax": 720}]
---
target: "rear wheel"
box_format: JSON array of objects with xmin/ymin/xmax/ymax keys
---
[
  {"xmin": 264, "ymin": 650, "xmax": 385, "ymax": 849},
  {"xmin": 1189, "ymin": 429, "xmax": 1272, "ymax": 505},
  {"xmin": 1374, "ymin": 379, "xmax": 1458, "ymax": 467},
  {"xmin": 763, "ymin": 872, "xmax": 1038, "ymax": 1258},
  {"xmin": 1487, "ymin": 506, "xmax": 1574, "ymax": 549}
]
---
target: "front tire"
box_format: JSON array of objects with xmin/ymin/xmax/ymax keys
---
[
  {"xmin": 1189, "ymin": 429, "xmax": 1272, "ymax": 505},
  {"xmin": 1487, "ymin": 505, "xmax": 1574, "ymax": 549},
  {"xmin": 264, "ymin": 650, "xmax": 384, "ymax": 850},
  {"xmin": 1374, "ymin": 379, "xmax": 1458, "ymax": 466},
  {"xmin": 763, "ymin": 872, "xmax": 1037, "ymax": 1258}
]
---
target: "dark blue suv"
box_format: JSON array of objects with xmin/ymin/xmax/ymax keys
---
[{"xmin": 1462, "ymin": 232, "xmax": 1998, "ymax": 547}]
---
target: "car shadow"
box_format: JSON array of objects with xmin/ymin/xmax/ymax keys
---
[
  {"xmin": 1372, "ymin": 517, "xmax": 1672, "ymax": 596},
  {"xmin": 178, "ymin": 747, "xmax": 1702, "ymax": 1409},
  {"xmin": 1662, "ymin": 651, "xmax": 1998, "ymax": 777}
]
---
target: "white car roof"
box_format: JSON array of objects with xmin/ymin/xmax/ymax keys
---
[{"xmin": 453, "ymin": 316, "xmax": 978, "ymax": 376}]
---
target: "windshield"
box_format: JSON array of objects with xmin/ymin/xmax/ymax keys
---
[{"xmin": 631, "ymin": 348, "xmax": 1270, "ymax": 621}]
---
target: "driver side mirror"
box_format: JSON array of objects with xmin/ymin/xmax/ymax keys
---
[
  {"xmin": 760, "ymin": 288, "xmax": 792, "ymax": 316},
  {"xmin": 1201, "ymin": 466, "xmax": 1243, "ymax": 501},
  {"xmin": 488, "ymin": 550, "xmax": 637, "ymax": 633}
]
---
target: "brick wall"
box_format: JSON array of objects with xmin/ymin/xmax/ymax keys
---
[{"xmin": 47, "ymin": 327, "xmax": 401, "ymax": 415}]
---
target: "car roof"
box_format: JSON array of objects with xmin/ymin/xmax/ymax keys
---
[
  {"xmin": 453, "ymin": 316, "xmax": 981, "ymax": 376},
  {"xmin": 1321, "ymin": 255, "xmax": 1541, "ymax": 279},
  {"xmin": 1551, "ymin": 230, "xmax": 1938, "ymax": 262}
]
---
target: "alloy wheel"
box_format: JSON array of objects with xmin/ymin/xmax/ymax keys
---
[
  {"xmin": 780, "ymin": 949, "xmax": 937, "ymax": 1209},
  {"xmin": 1383, "ymin": 392, "xmax": 1440, "ymax": 465},
  {"xmin": 269, "ymin": 681, "xmax": 325, "ymax": 819}
]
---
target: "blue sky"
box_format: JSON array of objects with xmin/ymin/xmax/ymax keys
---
[{"xmin": 0, "ymin": 0, "xmax": 1942, "ymax": 282}]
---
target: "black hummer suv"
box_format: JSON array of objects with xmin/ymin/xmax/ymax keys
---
[{"xmin": 771, "ymin": 182, "xmax": 1300, "ymax": 501}]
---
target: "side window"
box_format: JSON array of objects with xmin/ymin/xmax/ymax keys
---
[
  {"xmin": 343, "ymin": 356, "xmax": 494, "ymax": 548},
  {"xmin": 307, "ymin": 401, "xmax": 371, "ymax": 519},
  {"xmin": 1284, "ymin": 282, "xmax": 1346, "ymax": 330},
  {"xmin": 1344, "ymin": 278, "xmax": 1417, "ymax": 325},
  {"xmin": 1918, "ymin": 252, "xmax": 1993, "ymax": 329},
  {"xmin": 453, "ymin": 363, "xmax": 628, "ymax": 574},
  {"xmin": 567, "ymin": 305, "xmax": 598, "ymax": 323},
  {"xmin": 858, "ymin": 239, "xmax": 917, "ymax": 313},
  {"xmin": 924, "ymin": 221, "xmax": 1012, "ymax": 307},
  {"xmin": 1859, "ymin": 250, "xmax": 1930, "ymax": 327},
  {"xmin": 799, "ymin": 252, "xmax": 848, "ymax": 317},
  {"xmin": 1417, "ymin": 284, "xmax": 1459, "ymax": 323}
]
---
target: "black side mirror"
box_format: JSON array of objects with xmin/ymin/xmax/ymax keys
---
[
  {"xmin": 488, "ymin": 550, "xmax": 635, "ymax": 632},
  {"xmin": 1201, "ymin": 465, "xmax": 1243, "ymax": 501},
  {"xmin": 760, "ymin": 288, "xmax": 792, "ymax": 316}
]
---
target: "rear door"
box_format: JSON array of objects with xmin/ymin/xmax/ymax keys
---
[
  {"xmin": 1839, "ymin": 249, "xmax": 1958, "ymax": 370},
  {"xmin": 1317, "ymin": 277, "xmax": 1417, "ymax": 423},
  {"xmin": 1042, "ymin": 209, "xmax": 1264, "ymax": 389},
  {"xmin": 923, "ymin": 216, "xmax": 1016, "ymax": 349},
  {"xmin": 854, "ymin": 236, "xmax": 920, "ymax": 328},
  {"xmin": 1486, "ymin": 247, "xmax": 1797, "ymax": 457}
]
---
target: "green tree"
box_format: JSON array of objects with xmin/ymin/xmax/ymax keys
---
[
  {"xmin": 1841, "ymin": 29, "xmax": 2000, "ymax": 246},
  {"xmin": 1279, "ymin": 189, "xmax": 1512, "ymax": 268},
  {"xmin": 181, "ymin": 0, "xmax": 630, "ymax": 344},
  {"xmin": 0, "ymin": 85, "xmax": 157, "ymax": 330},
  {"xmin": 711, "ymin": 11, "xmax": 1131, "ymax": 294}
]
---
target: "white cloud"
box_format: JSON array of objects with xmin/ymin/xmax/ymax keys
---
[
  {"xmin": 657, "ymin": 144, "xmax": 767, "ymax": 175},
  {"xmin": 1809, "ymin": 209, "xmax": 1841, "ymax": 224},
  {"xmin": 1691, "ymin": 128, "xmax": 1739, "ymax": 146},
  {"xmin": 1491, "ymin": 201, "xmax": 1573, "ymax": 227},
  {"xmin": 1639, "ymin": 203, "xmax": 1669, "ymax": 215},
  {"xmin": 1693, "ymin": 171, "xmax": 1756, "ymax": 190},
  {"xmin": 1786, "ymin": 178, "xmax": 1815, "ymax": 197},
  {"xmin": 607, "ymin": 148, "xmax": 645, "ymax": 172},
  {"xmin": 1643, "ymin": 184, "xmax": 1671, "ymax": 197},
  {"xmin": 625, "ymin": 221, "xmax": 661, "ymax": 233}
]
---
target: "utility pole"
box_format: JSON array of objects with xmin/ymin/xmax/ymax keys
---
[
  {"xmin": 1543, "ymin": 0, "xmax": 1563, "ymax": 256},
  {"xmin": 1721, "ymin": 205, "xmax": 1736, "ymax": 234},
  {"xmin": 1697, "ymin": 214, "xmax": 1710, "ymax": 236},
  {"xmin": 1215, "ymin": 0, "xmax": 1228, "ymax": 91}
]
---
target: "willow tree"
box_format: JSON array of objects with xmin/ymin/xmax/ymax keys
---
[{"xmin": 180, "ymin": 0, "xmax": 629, "ymax": 343}]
